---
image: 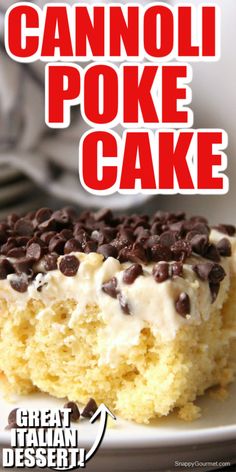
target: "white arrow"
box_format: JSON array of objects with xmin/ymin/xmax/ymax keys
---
[{"xmin": 83, "ymin": 403, "xmax": 116, "ymax": 463}]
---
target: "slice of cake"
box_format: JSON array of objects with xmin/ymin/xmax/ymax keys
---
[{"xmin": 0, "ymin": 207, "xmax": 235, "ymax": 423}]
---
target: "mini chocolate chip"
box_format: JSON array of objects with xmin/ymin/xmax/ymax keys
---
[
  {"xmin": 169, "ymin": 221, "xmax": 185, "ymax": 235},
  {"xmin": 216, "ymin": 238, "xmax": 232, "ymax": 257},
  {"xmin": 204, "ymin": 244, "xmax": 220, "ymax": 262},
  {"xmin": 52, "ymin": 209, "xmax": 71, "ymax": 226},
  {"xmin": 118, "ymin": 247, "xmax": 130, "ymax": 263},
  {"xmin": 102, "ymin": 277, "xmax": 118, "ymax": 298},
  {"xmin": 75, "ymin": 231, "xmax": 90, "ymax": 248},
  {"xmin": 118, "ymin": 293, "xmax": 131, "ymax": 315},
  {"xmin": 1, "ymin": 239, "xmax": 17, "ymax": 255},
  {"xmin": 193, "ymin": 262, "xmax": 225, "ymax": 283},
  {"xmin": 213, "ymin": 224, "xmax": 236, "ymax": 236},
  {"xmin": 49, "ymin": 236, "xmax": 66, "ymax": 255},
  {"xmin": 59, "ymin": 229, "xmax": 74, "ymax": 240},
  {"xmin": 97, "ymin": 244, "xmax": 118, "ymax": 259},
  {"xmin": 171, "ymin": 240, "xmax": 192, "ymax": 262},
  {"xmin": 146, "ymin": 235, "xmax": 160, "ymax": 247},
  {"xmin": 189, "ymin": 234, "xmax": 209, "ymax": 256},
  {"xmin": 170, "ymin": 261, "xmax": 183, "ymax": 278},
  {"xmin": 26, "ymin": 243, "xmax": 45, "ymax": 261},
  {"xmin": 59, "ymin": 255, "xmax": 80, "ymax": 277},
  {"xmin": 209, "ymin": 282, "xmax": 220, "ymax": 303},
  {"xmin": 127, "ymin": 242, "xmax": 147, "ymax": 263},
  {"xmin": 123, "ymin": 263, "xmax": 143, "ymax": 284},
  {"xmin": 191, "ymin": 222, "xmax": 209, "ymax": 236},
  {"xmin": 0, "ymin": 259, "xmax": 14, "ymax": 279},
  {"xmin": 82, "ymin": 398, "xmax": 98, "ymax": 418},
  {"xmin": 14, "ymin": 218, "xmax": 34, "ymax": 237},
  {"xmin": 35, "ymin": 208, "xmax": 52, "ymax": 225},
  {"xmin": 152, "ymin": 262, "xmax": 169, "ymax": 283},
  {"xmin": 10, "ymin": 276, "xmax": 28, "ymax": 293},
  {"xmin": 63, "ymin": 402, "xmax": 80, "ymax": 421},
  {"xmin": 84, "ymin": 241, "xmax": 98, "ymax": 253},
  {"xmin": 7, "ymin": 213, "xmax": 19, "ymax": 227},
  {"xmin": 44, "ymin": 254, "xmax": 58, "ymax": 271},
  {"xmin": 175, "ymin": 292, "xmax": 190, "ymax": 317},
  {"xmin": 14, "ymin": 257, "xmax": 35, "ymax": 275},
  {"xmin": 0, "ymin": 229, "xmax": 8, "ymax": 244},
  {"xmin": 16, "ymin": 236, "xmax": 30, "ymax": 246},
  {"xmin": 93, "ymin": 209, "xmax": 112, "ymax": 223},
  {"xmin": 7, "ymin": 248, "xmax": 26, "ymax": 258},
  {"xmin": 8, "ymin": 408, "xmax": 18, "ymax": 425},
  {"xmin": 26, "ymin": 237, "xmax": 45, "ymax": 248},
  {"xmin": 38, "ymin": 218, "xmax": 57, "ymax": 232},
  {"xmin": 150, "ymin": 222, "xmax": 163, "ymax": 235},
  {"xmin": 159, "ymin": 231, "xmax": 177, "ymax": 247},
  {"xmin": 150, "ymin": 244, "xmax": 172, "ymax": 262},
  {"xmin": 5, "ymin": 422, "xmax": 18, "ymax": 430},
  {"xmin": 0, "ymin": 223, "xmax": 9, "ymax": 232},
  {"xmin": 190, "ymin": 215, "xmax": 208, "ymax": 224},
  {"xmin": 64, "ymin": 239, "xmax": 83, "ymax": 254},
  {"xmin": 40, "ymin": 231, "xmax": 57, "ymax": 244}
]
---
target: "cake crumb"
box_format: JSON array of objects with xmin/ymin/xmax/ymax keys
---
[
  {"xmin": 178, "ymin": 402, "xmax": 201, "ymax": 421},
  {"xmin": 209, "ymin": 386, "xmax": 229, "ymax": 401}
]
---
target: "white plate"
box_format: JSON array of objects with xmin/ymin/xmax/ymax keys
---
[{"xmin": 0, "ymin": 382, "xmax": 236, "ymax": 471}]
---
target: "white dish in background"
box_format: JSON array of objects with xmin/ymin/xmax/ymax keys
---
[
  {"xmin": 0, "ymin": 382, "xmax": 235, "ymax": 472},
  {"xmin": 0, "ymin": 165, "xmax": 22, "ymax": 184}
]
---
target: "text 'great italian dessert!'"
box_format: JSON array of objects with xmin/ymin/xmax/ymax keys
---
[{"xmin": 0, "ymin": 207, "xmax": 235, "ymax": 423}]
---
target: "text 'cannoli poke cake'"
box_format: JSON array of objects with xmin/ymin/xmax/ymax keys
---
[{"xmin": 0, "ymin": 207, "xmax": 235, "ymax": 423}]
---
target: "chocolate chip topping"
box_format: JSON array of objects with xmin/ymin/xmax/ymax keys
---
[
  {"xmin": 150, "ymin": 244, "xmax": 172, "ymax": 262},
  {"xmin": 123, "ymin": 263, "xmax": 143, "ymax": 284},
  {"xmin": 26, "ymin": 243, "xmax": 45, "ymax": 261},
  {"xmin": 14, "ymin": 257, "xmax": 34, "ymax": 275},
  {"xmin": 8, "ymin": 408, "xmax": 19, "ymax": 425},
  {"xmin": 64, "ymin": 239, "xmax": 82, "ymax": 254},
  {"xmin": 170, "ymin": 261, "xmax": 183, "ymax": 278},
  {"xmin": 59, "ymin": 255, "xmax": 80, "ymax": 277},
  {"xmin": 188, "ymin": 234, "xmax": 209, "ymax": 256},
  {"xmin": 204, "ymin": 244, "xmax": 220, "ymax": 262},
  {"xmin": 35, "ymin": 208, "xmax": 53, "ymax": 224},
  {"xmin": 97, "ymin": 244, "xmax": 118, "ymax": 259},
  {"xmin": 213, "ymin": 224, "xmax": 236, "ymax": 236},
  {"xmin": 0, "ymin": 259, "xmax": 14, "ymax": 279},
  {"xmin": 175, "ymin": 292, "xmax": 190, "ymax": 316},
  {"xmin": 102, "ymin": 277, "xmax": 118, "ymax": 298},
  {"xmin": 152, "ymin": 262, "xmax": 169, "ymax": 283},
  {"xmin": 193, "ymin": 262, "xmax": 225, "ymax": 284},
  {"xmin": 10, "ymin": 275, "xmax": 28, "ymax": 293},
  {"xmin": 63, "ymin": 402, "xmax": 80, "ymax": 421},
  {"xmin": 209, "ymin": 282, "xmax": 220, "ymax": 303},
  {"xmin": 0, "ymin": 208, "xmax": 233, "ymax": 295},
  {"xmin": 14, "ymin": 219, "xmax": 34, "ymax": 237},
  {"xmin": 216, "ymin": 238, "xmax": 232, "ymax": 257},
  {"xmin": 44, "ymin": 254, "xmax": 58, "ymax": 271},
  {"xmin": 171, "ymin": 240, "xmax": 192, "ymax": 262},
  {"xmin": 82, "ymin": 398, "xmax": 98, "ymax": 418}
]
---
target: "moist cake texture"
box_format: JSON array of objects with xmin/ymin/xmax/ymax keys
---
[{"xmin": 0, "ymin": 207, "xmax": 235, "ymax": 423}]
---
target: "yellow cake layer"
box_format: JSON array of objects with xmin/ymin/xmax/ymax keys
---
[{"xmin": 0, "ymin": 280, "xmax": 235, "ymax": 424}]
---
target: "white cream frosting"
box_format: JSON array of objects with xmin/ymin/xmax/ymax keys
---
[{"xmin": 0, "ymin": 242, "xmax": 231, "ymax": 361}]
